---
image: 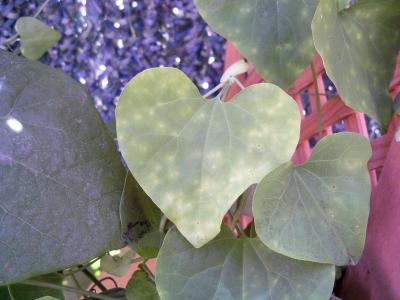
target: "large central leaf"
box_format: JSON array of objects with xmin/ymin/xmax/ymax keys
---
[
  {"xmin": 253, "ymin": 133, "xmax": 372, "ymax": 265},
  {"xmin": 0, "ymin": 51, "xmax": 125, "ymax": 285},
  {"xmin": 312, "ymin": 0, "xmax": 400, "ymax": 128},
  {"xmin": 194, "ymin": 0, "xmax": 319, "ymax": 87},
  {"xmin": 156, "ymin": 227, "xmax": 335, "ymax": 300},
  {"xmin": 116, "ymin": 68, "xmax": 300, "ymax": 247}
]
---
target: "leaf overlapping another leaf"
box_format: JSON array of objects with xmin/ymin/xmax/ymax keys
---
[
  {"xmin": 253, "ymin": 133, "xmax": 372, "ymax": 265},
  {"xmin": 156, "ymin": 227, "xmax": 335, "ymax": 300},
  {"xmin": 116, "ymin": 67, "xmax": 300, "ymax": 248},
  {"xmin": 312, "ymin": 0, "xmax": 400, "ymax": 129},
  {"xmin": 0, "ymin": 51, "xmax": 125, "ymax": 285},
  {"xmin": 194, "ymin": 0, "xmax": 319, "ymax": 87}
]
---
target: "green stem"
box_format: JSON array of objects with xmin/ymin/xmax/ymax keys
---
[
  {"xmin": 20, "ymin": 280, "xmax": 120, "ymax": 300},
  {"xmin": 131, "ymin": 257, "xmax": 146, "ymax": 264},
  {"xmin": 139, "ymin": 262, "xmax": 155, "ymax": 282},
  {"xmin": 159, "ymin": 215, "xmax": 168, "ymax": 232},
  {"xmin": 310, "ymin": 61, "xmax": 323, "ymax": 138},
  {"xmin": 71, "ymin": 273, "xmax": 83, "ymax": 290},
  {"xmin": 82, "ymin": 268, "xmax": 107, "ymax": 292},
  {"xmin": 63, "ymin": 257, "xmax": 101, "ymax": 277},
  {"xmin": 33, "ymin": 0, "xmax": 52, "ymax": 18},
  {"xmin": 7, "ymin": 285, "xmax": 15, "ymax": 300},
  {"xmin": 0, "ymin": 0, "xmax": 51, "ymax": 47}
]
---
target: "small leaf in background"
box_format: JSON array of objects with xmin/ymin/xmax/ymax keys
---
[
  {"xmin": 15, "ymin": 17, "xmax": 61, "ymax": 60},
  {"xmin": 100, "ymin": 249, "xmax": 135, "ymax": 277},
  {"xmin": 156, "ymin": 227, "xmax": 335, "ymax": 300},
  {"xmin": 312, "ymin": 0, "xmax": 400, "ymax": 129},
  {"xmin": 116, "ymin": 67, "xmax": 300, "ymax": 248},
  {"xmin": 126, "ymin": 270, "xmax": 160, "ymax": 300},
  {"xmin": 0, "ymin": 273, "xmax": 63, "ymax": 300},
  {"xmin": 194, "ymin": 0, "xmax": 319, "ymax": 87},
  {"xmin": 120, "ymin": 172, "xmax": 163, "ymax": 245},
  {"xmin": 0, "ymin": 51, "xmax": 126, "ymax": 285},
  {"xmin": 132, "ymin": 230, "xmax": 165, "ymax": 259},
  {"xmin": 253, "ymin": 133, "xmax": 372, "ymax": 265},
  {"xmin": 337, "ymin": 0, "xmax": 352, "ymax": 11}
]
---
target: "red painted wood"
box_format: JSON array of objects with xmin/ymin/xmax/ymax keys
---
[{"xmin": 337, "ymin": 133, "xmax": 400, "ymax": 300}]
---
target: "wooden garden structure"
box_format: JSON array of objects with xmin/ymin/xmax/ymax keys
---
[{"xmin": 225, "ymin": 42, "xmax": 400, "ymax": 300}]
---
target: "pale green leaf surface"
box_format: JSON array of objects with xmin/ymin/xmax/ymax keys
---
[
  {"xmin": 253, "ymin": 133, "xmax": 372, "ymax": 265},
  {"xmin": 194, "ymin": 0, "xmax": 319, "ymax": 87},
  {"xmin": 312, "ymin": 0, "xmax": 400, "ymax": 128},
  {"xmin": 116, "ymin": 67, "xmax": 300, "ymax": 247},
  {"xmin": 156, "ymin": 227, "xmax": 335, "ymax": 300},
  {"xmin": 100, "ymin": 249, "xmax": 135, "ymax": 277},
  {"xmin": 15, "ymin": 17, "xmax": 61, "ymax": 61},
  {"xmin": 126, "ymin": 270, "xmax": 160, "ymax": 300},
  {"xmin": 0, "ymin": 51, "xmax": 125, "ymax": 285},
  {"xmin": 35, "ymin": 297, "xmax": 60, "ymax": 300}
]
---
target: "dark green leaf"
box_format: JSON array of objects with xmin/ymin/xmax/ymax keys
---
[
  {"xmin": 120, "ymin": 172, "xmax": 163, "ymax": 245},
  {"xmin": 0, "ymin": 51, "xmax": 125, "ymax": 285},
  {"xmin": 253, "ymin": 133, "xmax": 372, "ymax": 265},
  {"xmin": 126, "ymin": 270, "xmax": 160, "ymax": 300},
  {"xmin": 116, "ymin": 67, "xmax": 300, "ymax": 247},
  {"xmin": 194, "ymin": 0, "xmax": 319, "ymax": 87},
  {"xmin": 156, "ymin": 227, "xmax": 335, "ymax": 300},
  {"xmin": 132, "ymin": 230, "xmax": 165, "ymax": 259},
  {"xmin": 15, "ymin": 17, "xmax": 61, "ymax": 61},
  {"xmin": 312, "ymin": 0, "xmax": 400, "ymax": 128},
  {"xmin": 0, "ymin": 274, "xmax": 63, "ymax": 300}
]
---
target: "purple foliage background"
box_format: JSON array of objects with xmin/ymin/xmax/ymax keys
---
[{"xmin": 0, "ymin": 0, "xmax": 226, "ymax": 121}]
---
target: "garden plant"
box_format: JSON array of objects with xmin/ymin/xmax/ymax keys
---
[{"xmin": 0, "ymin": 0, "xmax": 399, "ymax": 299}]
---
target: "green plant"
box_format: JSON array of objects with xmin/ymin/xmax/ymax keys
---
[{"xmin": 0, "ymin": 0, "xmax": 399, "ymax": 299}]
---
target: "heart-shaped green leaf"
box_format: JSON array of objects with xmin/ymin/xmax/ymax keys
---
[
  {"xmin": 127, "ymin": 270, "xmax": 160, "ymax": 300},
  {"xmin": 156, "ymin": 227, "xmax": 335, "ymax": 300},
  {"xmin": 312, "ymin": 0, "xmax": 400, "ymax": 129},
  {"xmin": 194, "ymin": 0, "xmax": 319, "ymax": 87},
  {"xmin": 15, "ymin": 17, "xmax": 61, "ymax": 61},
  {"xmin": 116, "ymin": 67, "xmax": 300, "ymax": 247},
  {"xmin": 0, "ymin": 51, "xmax": 125, "ymax": 285},
  {"xmin": 253, "ymin": 133, "xmax": 372, "ymax": 265}
]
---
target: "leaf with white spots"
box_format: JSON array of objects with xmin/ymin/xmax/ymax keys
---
[
  {"xmin": 253, "ymin": 133, "xmax": 372, "ymax": 265},
  {"xmin": 312, "ymin": 0, "xmax": 400, "ymax": 129},
  {"xmin": 156, "ymin": 227, "xmax": 335, "ymax": 300},
  {"xmin": 15, "ymin": 17, "xmax": 61, "ymax": 61},
  {"xmin": 0, "ymin": 50, "xmax": 125, "ymax": 285},
  {"xmin": 194, "ymin": 0, "xmax": 319, "ymax": 87},
  {"xmin": 116, "ymin": 67, "xmax": 300, "ymax": 248}
]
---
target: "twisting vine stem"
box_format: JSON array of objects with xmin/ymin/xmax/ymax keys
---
[
  {"xmin": 82, "ymin": 267, "xmax": 107, "ymax": 292},
  {"xmin": 6, "ymin": 285, "xmax": 15, "ymax": 300},
  {"xmin": 139, "ymin": 262, "xmax": 155, "ymax": 282},
  {"xmin": 20, "ymin": 280, "xmax": 122, "ymax": 300}
]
